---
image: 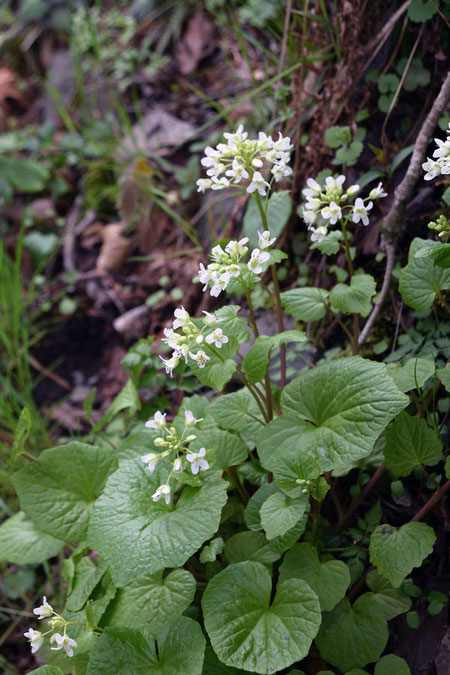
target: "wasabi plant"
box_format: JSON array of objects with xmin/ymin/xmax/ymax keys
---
[{"xmin": 2, "ymin": 123, "xmax": 449, "ymax": 675}]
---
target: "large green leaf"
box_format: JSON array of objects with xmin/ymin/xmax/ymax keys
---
[
  {"xmin": 329, "ymin": 274, "xmax": 376, "ymax": 316},
  {"xmin": 386, "ymin": 356, "xmax": 435, "ymax": 392},
  {"xmin": 242, "ymin": 330, "xmax": 306, "ymax": 384},
  {"xmin": 66, "ymin": 557, "xmax": 109, "ymax": 612},
  {"xmin": 0, "ymin": 511, "xmax": 64, "ymax": 564},
  {"xmin": 12, "ymin": 442, "xmax": 117, "ymax": 542},
  {"xmin": 86, "ymin": 618, "xmax": 205, "ymax": 674},
  {"xmin": 243, "ymin": 190, "xmax": 292, "ymax": 248},
  {"xmin": 103, "ymin": 569, "xmax": 195, "ymax": 633},
  {"xmin": 399, "ymin": 238, "xmax": 450, "ymax": 310},
  {"xmin": 280, "ymin": 287, "xmax": 329, "ymax": 322},
  {"xmin": 279, "ymin": 543, "xmax": 350, "ymax": 611},
  {"xmin": 88, "ymin": 462, "xmax": 228, "ymax": 586},
  {"xmin": 363, "ymin": 570, "xmax": 411, "ymax": 620},
  {"xmin": 202, "ymin": 561, "xmax": 321, "ymax": 674},
  {"xmin": 369, "ymin": 522, "xmax": 436, "ymax": 587},
  {"xmin": 256, "ymin": 415, "xmax": 312, "ymax": 471},
  {"xmin": 210, "ymin": 388, "xmax": 265, "ymax": 443},
  {"xmin": 315, "ymin": 595, "xmax": 388, "ymax": 672},
  {"xmin": 383, "ymin": 412, "xmax": 443, "ymax": 477},
  {"xmin": 278, "ymin": 357, "xmax": 408, "ymax": 472},
  {"xmin": 260, "ymin": 491, "xmax": 308, "ymax": 540}
]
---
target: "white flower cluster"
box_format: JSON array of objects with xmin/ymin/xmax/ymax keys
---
[
  {"xmin": 301, "ymin": 175, "xmax": 387, "ymax": 243},
  {"xmin": 196, "ymin": 125, "xmax": 293, "ymax": 195},
  {"xmin": 159, "ymin": 307, "xmax": 229, "ymax": 377},
  {"xmin": 198, "ymin": 231, "xmax": 276, "ymax": 297},
  {"xmin": 24, "ymin": 597, "xmax": 78, "ymax": 657},
  {"xmin": 422, "ymin": 123, "xmax": 450, "ymax": 180},
  {"xmin": 142, "ymin": 409, "xmax": 209, "ymax": 506}
]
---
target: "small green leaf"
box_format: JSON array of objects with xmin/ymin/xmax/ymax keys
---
[
  {"xmin": 399, "ymin": 238, "xmax": 450, "ymax": 310},
  {"xmin": 310, "ymin": 230, "xmax": 343, "ymax": 255},
  {"xmin": 224, "ymin": 531, "xmax": 281, "ymax": 565},
  {"xmin": 242, "ymin": 330, "xmax": 306, "ymax": 384},
  {"xmin": 280, "ymin": 288, "xmax": 329, "ymax": 322},
  {"xmin": 86, "ymin": 618, "xmax": 205, "ymax": 675},
  {"xmin": 271, "ymin": 445, "xmax": 321, "ymax": 497},
  {"xmin": 279, "ymin": 543, "xmax": 350, "ymax": 611},
  {"xmin": 386, "ymin": 356, "xmax": 435, "ymax": 392},
  {"xmin": 325, "ymin": 126, "xmax": 352, "ymax": 148},
  {"xmin": 243, "ymin": 190, "xmax": 292, "ymax": 248},
  {"xmin": 408, "ymin": 0, "xmax": 438, "ymax": 22},
  {"xmin": 12, "ymin": 442, "xmax": 117, "ymax": 542},
  {"xmin": 369, "ymin": 522, "xmax": 436, "ymax": 587},
  {"xmin": 334, "ymin": 141, "xmax": 363, "ymax": 167},
  {"xmin": 190, "ymin": 339, "xmax": 238, "ymax": 390},
  {"xmin": 406, "ymin": 610, "xmax": 420, "ymax": 628},
  {"xmin": 23, "ymin": 231, "xmax": 59, "ymax": 265},
  {"xmin": 202, "ymin": 561, "xmax": 321, "ymax": 674},
  {"xmin": 66, "ymin": 557, "xmax": 109, "ymax": 612},
  {"xmin": 374, "ymin": 654, "xmax": 411, "ymax": 675},
  {"xmin": 378, "ymin": 73, "xmax": 399, "ymax": 93},
  {"xmin": 88, "ymin": 463, "xmax": 228, "ymax": 586},
  {"xmin": 0, "ymin": 156, "xmax": 49, "ymax": 192},
  {"xmin": 12, "ymin": 407, "xmax": 32, "ymax": 462},
  {"xmin": 94, "ymin": 378, "xmax": 141, "ymax": 431},
  {"xmin": 315, "ymin": 595, "xmax": 388, "ymax": 672},
  {"xmin": 364, "ymin": 570, "xmax": 412, "ymax": 620},
  {"xmin": 103, "ymin": 569, "xmax": 195, "ymax": 634},
  {"xmin": 383, "ymin": 412, "xmax": 442, "ymax": 476},
  {"xmin": 0, "ymin": 511, "xmax": 64, "ymax": 564},
  {"xmin": 260, "ymin": 491, "xmax": 308, "ymax": 539},
  {"xmin": 330, "ymin": 274, "xmax": 376, "ymax": 316},
  {"xmin": 200, "ymin": 537, "xmax": 224, "ymax": 563}
]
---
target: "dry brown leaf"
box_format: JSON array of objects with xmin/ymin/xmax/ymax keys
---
[
  {"xmin": 175, "ymin": 10, "xmax": 215, "ymax": 75},
  {"xmin": 96, "ymin": 223, "xmax": 130, "ymax": 273}
]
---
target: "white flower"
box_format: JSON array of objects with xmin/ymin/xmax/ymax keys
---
[
  {"xmin": 368, "ymin": 182, "xmax": 387, "ymax": 199},
  {"xmin": 189, "ymin": 349, "xmax": 210, "ymax": 368},
  {"xmin": 273, "ymin": 132, "xmax": 293, "ymax": 153},
  {"xmin": 160, "ymin": 354, "xmax": 180, "ymax": 377},
  {"xmin": 248, "ymin": 248, "xmax": 270, "ymax": 275},
  {"xmin": 205, "ymin": 328, "xmax": 228, "ymax": 348},
  {"xmin": 224, "ymin": 124, "xmax": 248, "ymax": 147},
  {"xmin": 145, "ymin": 411, "xmax": 166, "ymax": 430},
  {"xmin": 352, "ymin": 198, "xmax": 373, "ymax": 226},
  {"xmin": 325, "ymin": 175, "xmax": 346, "ymax": 190},
  {"xmin": 202, "ymin": 311, "xmax": 219, "ymax": 326},
  {"xmin": 50, "ymin": 633, "xmax": 78, "ymax": 658},
  {"xmin": 225, "ymin": 237, "xmax": 249, "ymax": 257},
  {"xmin": 257, "ymin": 230, "xmax": 276, "ymax": 249},
  {"xmin": 162, "ymin": 328, "xmax": 181, "ymax": 350},
  {"xmin": 247, "ymin": 171, "xmax": 270, "ymax": 196},
  {"xmin": 206, "ymin": 162, "xmax": 225, "ymax": 177},
  {"xmin": 186, "ymin": 447, "xmax": 209, "ymax": 474},
  {"xmin": 211, "ymin": 176, "xmax": 230, "ymax": 190},
  {"xmin": 210, "ymin": 244, "xmax": 227, "ymax": 262},
  {"xmin": 310, "ymin": 225, "xmax": 328, "ymax": 243},
  {"xmin": 198, "ymin": 263, "xmax": 212, "ymax": 291},
  {"xmin": 422, "ymin": 157, "xmax": 442, "ymax": 181},
  {"xmin": 258, "ymin": 131, "xmax": 274, "ymax": 151},
  {"xmin": 173, "ymin": 306, "xmax": 190, "ymax": 329},
  {"xmin": 24, "ymin": 629, "xmax": 44, "ymax": 654},
  {"xmin": 302, "ymin": 209, "xmax": 317, "ymax": 226},
  {"xmin": 141, "ymin": 452, "xmax": 159, "ymax": 473},
  {"xmin": 433, "ymin": 138, "xmax": 450, "ymax": 159},
  {"xmin": 196, "ymin": 178, "xmax": 212, "ymax": 193},
  {"xmin": 225, "ymin": 263, "xmax": 240, "ymax": 278},
  {"xmin": 152, "ymin": 484, "xmax": 171, "ymax": 504},
  {"xmin": 225, "ymin": 158, "xmax": 249, "ymax": 184},
  {"xmin": 175, "ymin": 343, "xmax": 190, "ymax": 363},
  {"xmin": 210, "ymin": 272, "xmax": 230, "ymax": 297},
  {"xmin": 303, "ymin": 178, "xmax": 322, "ymax": 200},
  {"xmin": 346, "ymin": 184, "xmax": 360, "ymax": 196},
  {"xmin": 33, "ymin": 596, "xmax": 53, "ymax": 619},
  {"xmin": 321, "ymin": 201, "xmax": 342, "ymax": 225},
  {"xmin": 304, "ymin": 197, "xmax": 322, "ymax": 212},
  {"xmin": 185, "ymin": 410, "xmax": 203, "ymax": 427},
  {"xmin": 271, "ymin": 162, "xmax": 292, "ymax": 182},
  {"xmin": 173, "ymin": 457, "xmax": 182, "ymax": 473},
  {"xmin": 252, "ymin": 158, "xmax": 264, "ymax": 168}
]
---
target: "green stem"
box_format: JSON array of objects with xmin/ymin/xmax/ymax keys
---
[
  {"xmin": 341, "ymin": 221, "xmax": 359, "ymax": 355},
  {"xmin": 253, "ymin": 192, "xmax": 287, "ymax": 390}
]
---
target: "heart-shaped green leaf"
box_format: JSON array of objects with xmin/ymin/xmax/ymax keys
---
[
  {"xmin": 279, "ymin": 543, "xmax": 350, "ymax": 611},
  {"xmin": 383, "ymin": 412, "xmax": 442, "ymax": 477},
  {"xmin": 260, "ymin": 491, "xmax": 308, "ymax": 539},
  {"xmin": 202, "ymin": 561, "xmax": 321, "ymax": 674},
  {"xmin": 329, "ymin": 274, "xmax": 376, "ymax": 316},
  {"xmin": 399, "ymin": 238, "xmax": 450, "ymax": 310},
  {"xmin": 363, "ymin": 570, "xmax": 411, "ymax": 620},
  {"xmin": 280, "ymin": 287, "xmax": 329, "ymax": 322},
  {"xmin": 369, "ymin": 522, "xmax": 436, "ymax": 587}
]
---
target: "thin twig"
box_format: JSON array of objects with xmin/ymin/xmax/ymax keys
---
[{"xmin": 358, "ymin": 242, "xmax": 395, "ymax": 345}]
